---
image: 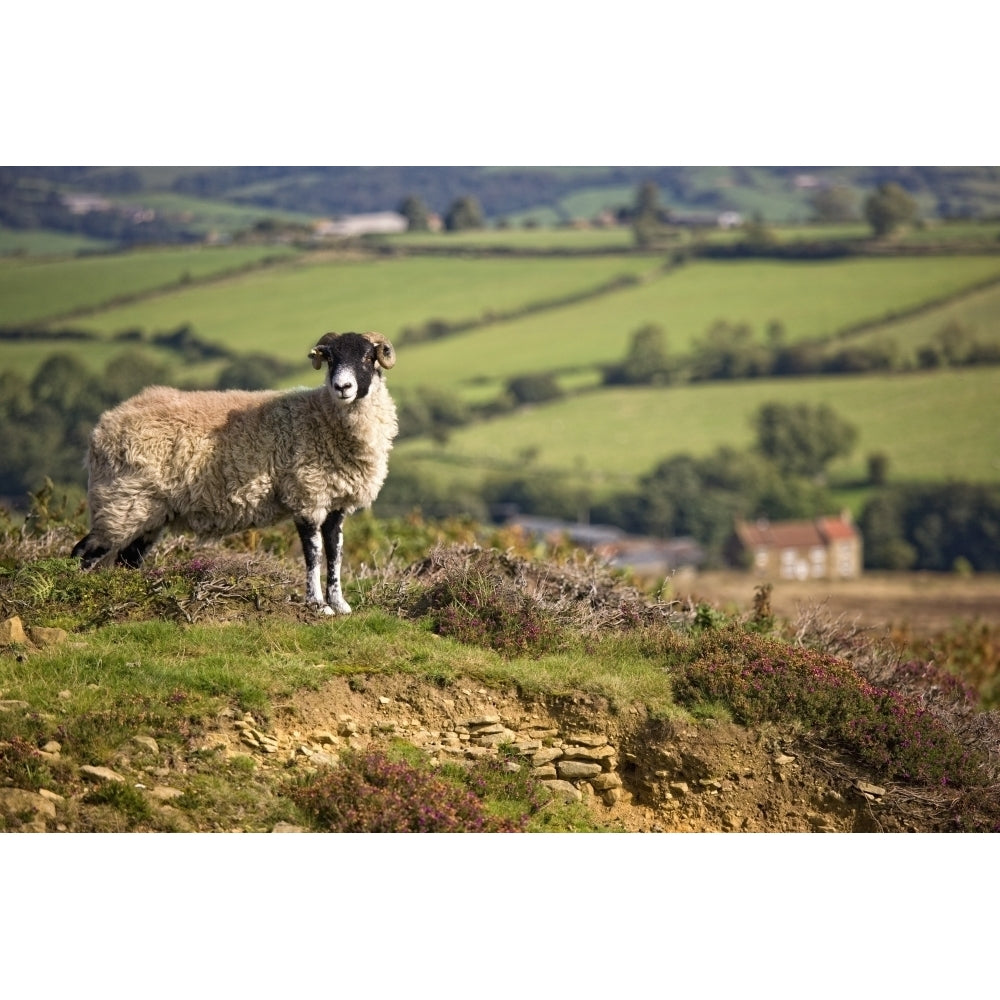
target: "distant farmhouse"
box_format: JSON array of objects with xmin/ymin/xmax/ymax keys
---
[
  {"xmin": 730, "ymin": 513, "xmax": 862, "ymax": 581},
  {"xmin": 313, "ymin": 212, "xmax": 408, "ymax": 238},
  {"xmin": 506, "ymin": 516, "xmax": 705, "ymax": 577}
]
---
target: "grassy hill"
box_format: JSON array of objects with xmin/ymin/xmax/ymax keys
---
[{"xmin": 3, "ymin": 510, "xmax": 1000, "ymax": 834}]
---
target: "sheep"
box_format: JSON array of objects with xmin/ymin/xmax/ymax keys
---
[{"xmin": 71, "ymin": 331, "xmax": 399, "ymax": 615}]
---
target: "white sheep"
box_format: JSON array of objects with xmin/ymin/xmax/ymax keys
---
[{"xmin": 71, "ymin": 331, "xmax": 398, "ymax": 615}]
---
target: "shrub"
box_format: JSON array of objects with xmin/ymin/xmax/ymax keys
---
[
  {"xmin": 415, "ymin": 570, "xmax": 566, "ymax": 658},
  {"xmin": 289, "ymin": 750, "xmax": 529, "ymax": 832},
  {"xmin": 672, "ymin": 627, "xmax": 977, "ymax": 785}
]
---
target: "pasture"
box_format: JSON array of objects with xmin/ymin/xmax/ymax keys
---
[
  {"xmin": 0, "ymin": 244, "xmax": 300, "ymax": 327},
  {"xmin": 27, "ymin": 254, "xmax": 662, "ymax": 364},
  {"xmin": 392, "ymin": 367, "xmax": 1000, "ymax": 494},
  {"xmin": 387, "ymin": 256, "xmax": 1000, "ymax": 398}
]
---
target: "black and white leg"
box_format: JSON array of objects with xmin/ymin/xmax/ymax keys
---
[
  {"xmin": 71, "ymin": 533, "xmax": 110, "ymax": 570},
  {"xmin": 115, "ymin": 530, "xmax": 160, "ymax": 569},
  {"xmin": 295, "ymin": 518, "xmax": 332, "ymax": 614},
  {"xmin": 321, "ymin": 509, "xmax": 351, "ymax": 614}
]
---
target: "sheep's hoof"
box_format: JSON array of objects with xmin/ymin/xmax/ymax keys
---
[{"xmin": 327, "ymin": 596, "xmax": 352, "ymax": 615}]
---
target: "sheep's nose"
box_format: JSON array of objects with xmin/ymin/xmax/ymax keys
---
[{"xmin": 334, "ymin": 378, "xmax": 355, "ymax": 396}]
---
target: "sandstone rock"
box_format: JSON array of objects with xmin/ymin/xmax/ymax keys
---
[
  {"xmin": 133, "ymin": 736, "xmax": 159, "ymax": 755},
  {"xmin": 470, "ymin": 723, "xmax": 505, "ymax": 735},
  {"xmin": 0, "ymin": 617, "xmax": 28, "ymax": 645},
  {"xmin": 601, "ymin": 787, "xmax": 623, "ymax": 806},
  {"xmin": 532, "ymin": 764, "xmax": 558, "ymax": 780},
  {"xmin": 26, "ymin": 626, "xmax": 68, "ymax": 648},
  {"xmin": 565, "ymin": 732, "xmax": 608, "ymax": 748},
  {"xmin": 668, "ymin": 781, "xmax": 690, "ymax": 797},
  {"xmin": 38, "ymin": 788, "xmax": 64, "ymax": 803},
  {"xmin": 0, "ymin": 788, "xmax": 56, "ymax": 830},
  {"xmin": 590, "ymin": 772, "xmax": 623, "ymax": 792},
  {"xmin": 80, "ymin": 765, "xmax": 126, "ymax": 784},
  {"xmin": 458, "ymin": 715, "xmax": 500, "ymax": 727},
  {"xmin": 562, "ymin": 745, "xmax": 615, "ymax": 763},
  {"xmin": 149, "ymin": 786, "xmax": 184, "ymax": 801},
  {"xmin": 531, "ymin": 747, "xmax": 563, "ymax": 766},
  {"xmin": 272, "ymin": 822, "xmax": 307, "ymax": 833},
  {"xmin": 774, "ymin": 754, "xmax": 797, "ymax": 766},
  {"xmin": 855, "ymin": 781, "xmax": 887, "ymax": 799},
  {"xmin": 557, "ymin": 760, "xmax": 603, "ymax": 780},
  {"xmin": 541, "ymin": 780, "xmax": 583, "ymax": 803},
  {"xmin": 0, "ymin": 700, "xmax": 30, "ymax": 712}
]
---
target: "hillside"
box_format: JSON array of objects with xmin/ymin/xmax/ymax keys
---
[
  {"xmin": 4, "ymin": 167, "xmax": 1000, "ymax": 251},
  {"xmin": 3, "ymin": 510, "xmax": 999, "ymax": 834}
]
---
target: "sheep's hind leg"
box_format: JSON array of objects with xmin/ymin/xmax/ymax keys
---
[
  {"xmin": 71, "ymin": 533, "xmax": 110, "ymax": 570},
  {"xmin": 321, "ymin": 509, "xmax": 351, "ymax": 615},
  {"xmin": 115, "ymin": 531, "xmax": 160, "ymax": 569}
]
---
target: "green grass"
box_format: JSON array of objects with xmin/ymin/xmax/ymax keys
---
[
  {"xmin": 394, "ymin": 367, "xmax": 1000, "ymax": 492},
  {"xmin": 34, "ymin": 253, "xmax": 661, "ymax": 363},
  {"xmin": 0, "ymin": 226, "xmax": 115, "ymax": 256},
  {"xmin": 387, "ymin": 256, "xmax": 1000, "ymax": 396},
  {"xmin": 845, "ymin": 279, "xmax": 1000, "ymax": 363},
  {"xmin": 0, "ymin": 244, "xmax": 301, "ymax": 327}
]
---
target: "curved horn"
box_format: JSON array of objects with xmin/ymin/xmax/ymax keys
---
[
  {"xmin": 365, "ymin": 331, "xmax": 396, "ymax": 370},
  {"xmin": 309, "ymin": 332, "xmax": 339, "ymax": 370}
]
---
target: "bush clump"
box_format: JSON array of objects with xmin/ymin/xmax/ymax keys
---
[
  {"xmin": 289, "ymin": 750, "xmax": 532, "ymax": 832},
  {"xmin": 673, "ymin": 626, "xmax": 977, "ymax": 785}
]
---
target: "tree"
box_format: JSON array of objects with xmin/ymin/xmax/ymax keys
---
[
  {"xmin": 752, "ymin": 401, "xmax": 858, "ymax": 479},
  {"xmin": 444, "ymin": 196, "xmax": 484, "ymax": 232},
  {"xmin": 603, "ymin": 324, "xmax": 674, "ymax": 385},
  {"xmin": 864, "ymin": 182, "xmax": 918, "ymax": 237},
  {"xmin": 809, "ymin": 185, "xmax": 857, "ymax": 223},
  {"xmin": 631, "ymin": 181, "xmax": 668, "ymax": 248},
  {"xmin": 399, "ymin": 194, "xmax": 430, "ymax": 232}
]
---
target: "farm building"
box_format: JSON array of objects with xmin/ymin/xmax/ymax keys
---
[
  {"xmin": 506, "ymin": 515, "xmax": 705, "ymax": 576},
  {"xmin": 730, "ymin": 512, "xmax": 862, "ymax": 581}
]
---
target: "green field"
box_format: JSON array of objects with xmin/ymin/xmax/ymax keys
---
[
  {"xmin": 393, "ymin": 368, "xmax": 1000, "ymax": 492},
  {"xmin": 0, "ymin": 226, "xmax": 114, "ymax": 257},
  {"xmin": 845, "ymin": 279, "xmax": 1000, "ymax": 362},
  {"xmin": 387, "ymin": 256, "xmax": 1000, "ymax": 398},
  {"xmin": 0, "ymin": 244, "xmax": 301, "ymax": 327},
  {"xmin": 29, "ymin": 254, "xmax": 661, "ymax": 362}
]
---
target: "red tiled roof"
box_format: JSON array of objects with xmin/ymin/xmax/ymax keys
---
[
  {"xmin": 735, "ymin": 514, "xmax": 858, "ymax": 549},
  {"xmin": 817, "ymin": 516, "xmax": 857, "ymax": 541}
]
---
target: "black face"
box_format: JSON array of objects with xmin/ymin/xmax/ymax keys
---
[{"xmin": 315, "ymin": 332, "xmax": 381, "ymax": 404}]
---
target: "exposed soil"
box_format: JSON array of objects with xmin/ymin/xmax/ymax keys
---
[{"xmin": 192, "ymin": 671, "xmax": 970, "ymax": 833}]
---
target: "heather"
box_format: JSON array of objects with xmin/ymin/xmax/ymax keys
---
[
  {"xmin": 289, "ymin": 749, "xmax": 541, "ymax": 833},
  {"xmin": 673, "ymin": 627, "xmax": 977, "ymax": 785}
]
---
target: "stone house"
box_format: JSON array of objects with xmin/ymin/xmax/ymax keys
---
[{"xmin": 730, "ymin": 512, "xmax": 863, "ymax": 581}]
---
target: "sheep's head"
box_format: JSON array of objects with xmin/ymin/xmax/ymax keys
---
[{"xmin": 309, "ymin": 331, "xmax": 396, "ymax": 404}]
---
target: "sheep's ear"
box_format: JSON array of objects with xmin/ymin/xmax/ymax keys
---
[
  {"xmin": 309, "ymin": 332, "xmax": 339, "ymax": 369},
  {"xmin": 365, "ymin": 331, "xmax": 396, "ymax": 370}
]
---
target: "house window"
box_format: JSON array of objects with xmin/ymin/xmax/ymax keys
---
[
  {"xmin": 810, "ymin": 547, "xmax": 827, "ymax": 578},
  {"xmin": 780, "ymin": 549, "xmax": 799, "ymax": 580},
  {"xmin": 755, "ymin": 547, "xmax": 768, "ymax": 569}
]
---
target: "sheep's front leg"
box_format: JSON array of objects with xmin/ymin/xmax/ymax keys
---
[
  {"xmin": 320, "ymin": 509, "xmax": 352, "ymax": 615},
  {"xmin": 295, "ymin": 518, "xmax": 337, "ymax": 615}
]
